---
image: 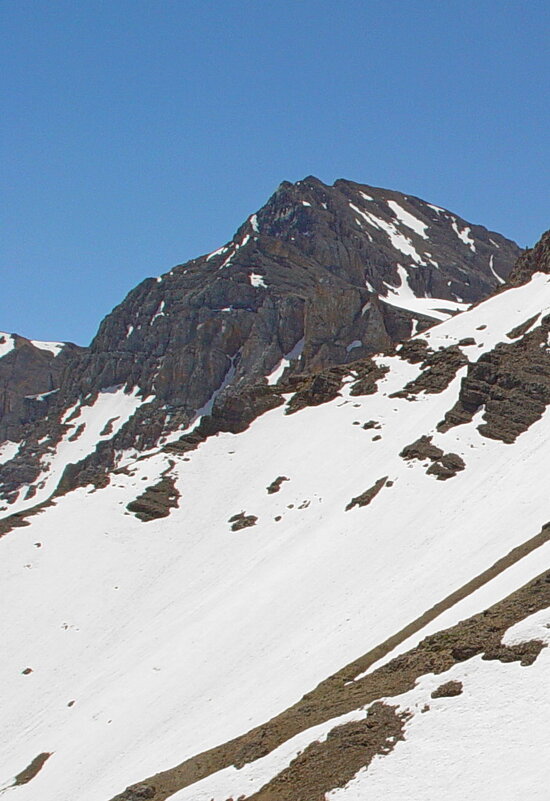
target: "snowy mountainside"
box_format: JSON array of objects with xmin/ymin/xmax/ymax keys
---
[
  {"xmin": 0, "ymin": 177, "xmax": 521, "ymax": 510},
  {"xmin": 1, "ymin": 232, "xmax": 550, "ymax": 800}
]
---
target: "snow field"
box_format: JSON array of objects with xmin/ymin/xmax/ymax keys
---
[{"xmin": 2, "ymin": 271, "xmax": 550, "ymax": 799}]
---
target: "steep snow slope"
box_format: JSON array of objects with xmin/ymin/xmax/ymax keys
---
[{"xmin": 1, "ymin": 267, "xmax": 550, "ymax": 800}]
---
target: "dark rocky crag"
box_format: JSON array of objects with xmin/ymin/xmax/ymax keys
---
[
  {"xmin": 438, "ymin": 228, "xmax": 550, "ymax": 443},
  {"xmin": 0, "ymin": 334, "xmax": 84, "ymax": 442},
  {"xmin": 73, "ymin": 177, "xmax": 520, "ymax": 414},
  {"xmin": 0, "ymin": 177, "xmax": 521, "ymax": 503}
]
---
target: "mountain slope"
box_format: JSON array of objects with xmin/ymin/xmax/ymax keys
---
[
  {"xmin": 0, "ymin": 178, "xmax": 521, "ymax": 511},
  {"xmin": 1, "ymin": 229, "xmax": 549, "ymax": 801}
]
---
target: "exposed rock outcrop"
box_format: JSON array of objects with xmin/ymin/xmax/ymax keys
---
[
  {"xmin": 0, "ymin": 333, "xmax": 84, "ymax": 442},
  {"xmin": 439, "ymin": 314, "xmax": 550, "ymax": 443}
]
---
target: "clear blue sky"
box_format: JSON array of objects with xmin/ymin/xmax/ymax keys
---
[{"xmin": 2, "ymin": 0, "xmax": 549, "ymax": 345}]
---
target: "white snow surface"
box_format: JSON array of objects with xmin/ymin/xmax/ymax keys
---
[
  {"xmin": 249, "ymin": 272, "xmax": 267, "ymax": 288},
  {"xmin": 383, "ymin": 264, "xmax": 470, "ymax": 320},
  {"xmin": 266, "ymin": 337, "xmax": 304, "ymax": 385},
  {"xmin": 387, "ymin": 200, "xmax": 429, "ymax": 239},
  {"xmin": 31, "ymin": 340, "xmax": 65, "ymax": 356},
  {"xmin": 349, "ymin": 204, "xmax": 427, "ymax": 265},
  {"xmin": 2, "ymin": 272, "xmax": 550, "ymax": 799},
  {"xmin": 451, "ymin": 219, "xmax": 476, "ymax": 252},
  {"xmin": 0, "ymin": 333, "xmax": 15, "ymax": 359},
  {"xmin": 0, "ymin": 440, "xmax": 20, "ymax": 465}
]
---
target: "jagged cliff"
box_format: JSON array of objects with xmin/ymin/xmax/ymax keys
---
[{"xmin": 0, "ymin": 334, "xmax": 83, "ymax": 442}]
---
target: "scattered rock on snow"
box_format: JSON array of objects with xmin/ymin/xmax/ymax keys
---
[
  {"xmin": 229, "ymin": 512, "xmax": 258, "ymax": 531},
  {"xmin": 431, "ymin": 680, "xmax": 463, "ymax": 698},
  {"xmin": 267, "ymin": 476, "xmax": 289, "ymax": 494}
]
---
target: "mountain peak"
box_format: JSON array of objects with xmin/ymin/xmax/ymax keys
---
[{"xmin": 0, "ymin": 179, "xmax": 522, "ymax": 507}]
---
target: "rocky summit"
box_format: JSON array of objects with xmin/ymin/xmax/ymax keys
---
[
  {"xmin": 0, "ymin": 177, "xmax": 520, "ymax": 505},
  {"xmin": 2, "ymin": 180, "xmax": 550, "ymax": 801}
]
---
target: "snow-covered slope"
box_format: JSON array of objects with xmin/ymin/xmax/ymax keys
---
[{"xmin": 1, "ymin": 248, "xmax": 550, "ymax": 800}]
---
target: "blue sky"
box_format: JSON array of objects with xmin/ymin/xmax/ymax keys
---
[{"xmin": 2, "ymin": 0, "xmax": 549, "ymax": 345}]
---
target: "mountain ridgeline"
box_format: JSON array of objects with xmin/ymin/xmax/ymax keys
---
[{"xmin": 0, "ymin": 177, "xmax": 522, "ymax": 504}]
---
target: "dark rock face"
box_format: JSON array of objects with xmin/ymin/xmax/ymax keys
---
[
  {"xmin": 112, "ymin": 785, "xmax": 156, "ymax": 801},
  {"xmin": 229, "ymin": 512, "xmax": 258, "ymax": 531},
  {"xmin": 439, "ymin": 316, "xmax": 550, "ymax": 443},
  {"xmin": 267, "ymin": 476, "xmax": 289, "ymax": 494},
  {"xmin": 0, "ymin": 334, "xmax": 84, "ymax": 442},
  {"xmin": 392, "ymin": 344, "xmax": 468, "ymax": 398},
  {"xmin": 76, "ymin": 177, "xmax": 519, "ymax": 416},
  {"xmin": 505, "ymin": 228, "xmax": 550, "ymax": 288}
]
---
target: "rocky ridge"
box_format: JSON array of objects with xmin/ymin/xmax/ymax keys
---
[{"xmin": 0, "ymin": 177, "xmax": 521, "ymax": 507}]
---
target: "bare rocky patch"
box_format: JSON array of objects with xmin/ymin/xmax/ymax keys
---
[
  {"xmin": 400, "ymin": 435, "xmax": 465, "ymax": 480},
  {"xmin": 267, "ymin": 476, "xmax": 289, "ymax": 494},
  {"xmin": 284, "ymin": 366, "xmax": 348, "ymax": 414},
  {"xmin": 397, "ymin": 338, "xmax": 431, "ymax": 364},
  {"xmin": 439, "ymin": 317, "xmax": 550, "ymax": 442},
  {"xmin": 100, "ymin": 416, "xmax": 121, "ymax": 437},
  {"xmin": 229, "ymin": 512, "xmax": 258, "ymax": 531},
  {"xmin": 505, "ymin": 228, "xmax": 550, "ymax": 289},
  {"xmin": 245, "ymin": 703, "xmax": 408, "ymax": 801},
  {"xmin": 114, "ymin": 786, "xmax": 156, "ymax": 801},
  {"xmin": 11, "ymin": 752, "xmax": 52, "ymax": 787},
  {"xmin": 507, "ymin": 314, "xmax": 540, "ymax": 340},
  {"xmin": 431, "ymin": 679, "xmax": 463, "ymax": 698},
  {"xmin": 391, "ymin": 344, "xmax": 468, "ymax": 399},
  {"xmin": 67, "ymin": 422, "xmax": 85, "ymax": 442},
  {"xmin": 126, "ymin": 476, "xmax": 180, "ymax": 522},
  {"xmin": 346, "ymin": 476, "xmax": 388, "ymax": 510},
  {"xmin": 349, "ymin": 359, "xmax": 389, "ymax": 396},
  {"xmin": 0, "ymin": 496, "xmax": 54, "ymax": 539},
  {"xmin": 362, "ymin": 419, "xmax": 381, "ymax": 430}
]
